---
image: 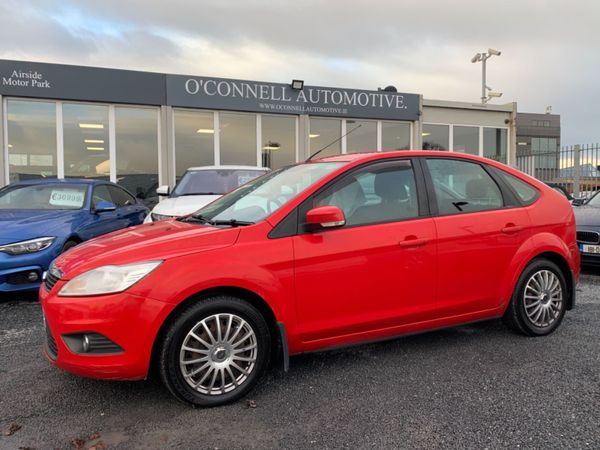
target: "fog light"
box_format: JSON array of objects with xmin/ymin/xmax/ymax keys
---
[
  {"xmin": 27, "ymin": 271, "xmax": 39, "ymax": 282},
  {"xmin": 62, "ymin": 332, "xmax": 123, "ymax": 354},
  {"xmin": 82, "ymin": 334, "xmax": 90, "ymax": 353}
]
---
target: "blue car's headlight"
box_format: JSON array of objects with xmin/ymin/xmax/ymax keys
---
[{"xmin": 0, "ymin": 237, "xmax": 56, "ymax": 255}]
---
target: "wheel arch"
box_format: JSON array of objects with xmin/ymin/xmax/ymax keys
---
[
  {"xmin": 64, "ymin": 234, "xmax": 83, "ymax": 244},
  {"xmin": 530, "ymin": 251, "xmax": 576, "ymax": 310},
  {"xmin": 149, "ymin": 286, "xmax": 284, "ymax": 377},
  {"xmin": 505, "ymin": 249, "xmax": 576, "ymax": 313}
]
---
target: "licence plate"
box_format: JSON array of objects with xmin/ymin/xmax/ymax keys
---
[{"xmin": 580, "ymin": 243, "xmax": 600, "ymax": 254}]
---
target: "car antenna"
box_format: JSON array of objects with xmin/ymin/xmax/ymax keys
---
[{"xmin": 305, "ymin": 124, "xmax": 362, "ymax": 161}]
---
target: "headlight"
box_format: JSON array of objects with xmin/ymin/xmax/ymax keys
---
[
  {"xmin": 58, "ymin": 261, "xmax": 162, "ymax": 297},
  {"xmin": 0, "ymin": 237, "xmax": 56, "ymax": 255}
]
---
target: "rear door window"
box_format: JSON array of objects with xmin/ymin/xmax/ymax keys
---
[{"xmin": 425, "ymin": 158, "xmax": 504, "ymax": 215}]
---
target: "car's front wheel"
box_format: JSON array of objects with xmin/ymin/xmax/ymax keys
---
[
  {"xmin": 504, "ymin": 258, "xmax": 567, "ymax": 336},
  {"xmin": 158, "ymin": 296, "xmax": 271, "ymax": 407}
]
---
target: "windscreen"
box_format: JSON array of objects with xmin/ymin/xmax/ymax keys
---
[
  {"xmin": 588, "ymin": 192, "xmax": 600, "ymax": 207},
  {"xmin": 191, "ymin": 162, "xmax": 345, "ymax": 224},
  {"xmin": 172, "ymin": 169, "xmax": 269, "ymax": 197},
  {"xmin": 0, "ymin": 184, "xmax": 87, "ymax": 210}
]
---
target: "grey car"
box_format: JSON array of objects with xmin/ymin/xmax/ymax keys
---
[{"xmin": 574, "ymin": 191, "xmax": 600, "ymax": 265}]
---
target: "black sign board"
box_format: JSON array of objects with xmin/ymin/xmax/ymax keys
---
[
  {"xmin": 167, "ymin": 75, "xmax": 420, "ymax": 120},
  {"xmin": 0, "ymin": 60, "xmax": 420, "ymax": 121},
  {"xmin": 0, "ymin": 60, "xmax": 165, "ymax": 105}
]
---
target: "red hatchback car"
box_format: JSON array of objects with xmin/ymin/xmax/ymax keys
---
[{"xmin": 40, "ymin": 151, "xmax": 579, "ymax": 406}]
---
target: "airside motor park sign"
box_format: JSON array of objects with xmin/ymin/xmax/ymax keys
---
[
  {"xmin": 167, "ymin": 75, "xmax": 420, "ymax": 121},
  {"xmin": 2, "ymin": 69, "xmax": 51, "ymax": 89},
  {"xmin": 0, "ymin": 60, "xmax": 420, "ymax": 121}
]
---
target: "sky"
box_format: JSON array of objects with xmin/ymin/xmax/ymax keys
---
[{"xmin": 1, "ymin": 0, "xmax": 599, "ymax": 145}]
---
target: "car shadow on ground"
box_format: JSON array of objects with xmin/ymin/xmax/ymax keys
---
[{"xmin": 39, "ymin": 318, "xmax": 513, "ymax": 410}]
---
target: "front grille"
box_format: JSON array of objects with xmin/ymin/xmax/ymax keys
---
[
  {"xmin": 577, "ymin": 231, "xmax": 600, "ymax": 245},
  {"xmin": 44, "ymin": 271, "xmax": 60, "ymax": 292},
  {"xmin": 44, "ymin": 318, "xmax": 58, "ymax": 360}
]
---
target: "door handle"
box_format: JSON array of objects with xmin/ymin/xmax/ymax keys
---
[
  {"xmin": 399, "ymin": 237, "xmax": 428, "ymax": 248},
  {"xmin": 501, "ymin": 225, "xmax": 524, "ymax": 234}
]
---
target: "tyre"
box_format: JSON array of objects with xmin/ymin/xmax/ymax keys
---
[
  {"xmin": 61, "ymin": 240, "xmax": 79, "ymax": 253},
  {"xmin": 504, "ymin": 258, "xmax": 567, "ymax": 336},
  {"xmin": 158, "ymin": 296, "xmax": 271, "ymax": 407}
]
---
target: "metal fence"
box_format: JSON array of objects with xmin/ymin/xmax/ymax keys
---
[{"xmin": 516, "ymin": 143, "xmax": 600, "ymax": 199}]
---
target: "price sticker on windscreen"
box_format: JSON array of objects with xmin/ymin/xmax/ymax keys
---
[{"xmin": 49, "ymin": 190, "xmax": 85, "ymax": 208}]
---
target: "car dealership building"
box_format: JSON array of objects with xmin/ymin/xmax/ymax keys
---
[{"xmin": 0, "ymin": 59, "xmax": 516, "ymax": 201}]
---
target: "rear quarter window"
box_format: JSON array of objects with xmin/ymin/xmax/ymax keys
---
[{"xmin": 497, "ymin": 171, "xmax": 539, "ymax": 205}]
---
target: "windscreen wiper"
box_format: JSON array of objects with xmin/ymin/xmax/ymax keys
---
[
  {"xmin": 183, "ymin": 214, "xmax": 253, "ymax": 227},
  {"xmin": 208, "ymin": 219, "xmax": 254, "ymax": 227}
]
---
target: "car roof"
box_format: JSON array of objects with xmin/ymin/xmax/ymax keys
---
[
  {"xmin": 9, "ymin": 178, "xmax": 110, "ymax": 187},
  {"xmin": 186, "ymin": 165, "xmax": 270, "ymax": 171},
  {"xmin": 314, "ymin": 150, "xmax": 495, "ymax": 165},
  {"xmin": 313, "ymin": 150, "xmax": 547, "ymax": 186}
]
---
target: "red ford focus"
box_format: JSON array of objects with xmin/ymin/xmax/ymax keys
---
[{"xmin": 40, "ymin": 151, "xmax": 579, "ymax": 406}]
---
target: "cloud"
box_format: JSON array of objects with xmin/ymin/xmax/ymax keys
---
[{"xmin": 0, "ymin": 0, "xmax": 598, "ymax": 143}]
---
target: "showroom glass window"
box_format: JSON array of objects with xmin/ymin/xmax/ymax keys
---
[
  {"xmin": 115, "ymin": 107, "xmax": 159, "ymax": 206},
  {"xmin": 174, "ymin": 110, "xmax": 215, "ymax": 178},
  {"xmin": 261, "ymin": 115, "xmax": 296, "ymax": 169},
  {"xmin": 6, "ymin": 100, "xmax": 57, "ymax": 182},
  {"xmin": 453, "ymin": 126, "xmax": 479, "ymax": 155},
  {"xmin": 309, "ymin": 118, "xmax": 341, "ymax": 157},
  {"xmin": 220, "ymin": 112, "xmax": 256, "ymax": 166},
  {"xmin": 422, "ymin": 124, "xmax": 449, "ymax": 150},
  {"xmin": 346, "ymin": 120, "xmax": 377, "ymax": 153},
  {"xmin": 381, "ymin": 122, "xmax": 411, "ymax": 151},
  {"xmin": 63, "ymin": 103, "xmax": 110, "ymax": 179},
  {"xmin": 483, "ymin": 128, "xmax": 508, "ymax": 163}
]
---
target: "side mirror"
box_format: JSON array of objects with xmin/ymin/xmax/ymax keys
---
[
  {"xmin": 156, "ymin": 185, "xmax": 170, "ymax": 196},
  {"xmin": 572, "ymin": 198, "xmax": 585, "ymax": 206},
  {"xmin": 94, "ymin": 201, "xmax": 117, "ymax": 213},
  {"xmin": 306, "ymin": 206, "xmax": 345, "ymax": 230}
]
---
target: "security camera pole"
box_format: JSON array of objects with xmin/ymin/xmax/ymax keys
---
[{"xmin": 471, "ymin": 48, "xmax": 502, "ymax": 103}]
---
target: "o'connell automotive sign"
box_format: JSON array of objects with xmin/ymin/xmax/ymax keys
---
[{"xmin": 167, "ymin": 75, "xmax": 419, "ymax": 120}]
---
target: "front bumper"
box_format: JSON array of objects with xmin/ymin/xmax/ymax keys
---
[
  {"xmin": 40, "ymin": 282, "xmax": 175, "ymax": 380},
  {"xmin": 0, "ymin": 244, "xmax": 61, "ymax": 292}
]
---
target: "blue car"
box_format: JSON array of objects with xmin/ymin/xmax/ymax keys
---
[{"xmin": 0, "ymin": 178, "xmax": 148, "ymax": 293}]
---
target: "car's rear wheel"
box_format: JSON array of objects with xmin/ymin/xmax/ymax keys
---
[
  {"xmin": 158, "ymin": 296, "xmax": 271, "ymax": 407},
  {"xmin": 504, "ymin": 258, "xmax": 567, "ymax": 336}
]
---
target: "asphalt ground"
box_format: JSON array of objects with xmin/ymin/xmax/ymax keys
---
[{"xmin": 1, "ymin": 268, "xmax": 599, "ymax": 450}]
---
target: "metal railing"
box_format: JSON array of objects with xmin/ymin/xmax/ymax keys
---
[{"xmin": 516, "ymin": 144, "xmax": 600, "ymax": 199}]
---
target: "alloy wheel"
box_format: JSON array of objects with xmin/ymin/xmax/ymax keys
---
[
  {"xmin": 179, "ymin": 313, "xmax": 257, "ymax": 395},
  {"xmin": 523, "ymin": 269, "xmax": 563, "ymax": 328}
]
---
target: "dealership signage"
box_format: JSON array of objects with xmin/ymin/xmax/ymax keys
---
[
  {"xmin": 0, "ymin": 60, "xmax": 165, "ymax": 105},
  {"xmin": 167, "ymin": 75, "xmax": 420, "ymax": 120},
  {"xmin": 0, "ymin": 60, "xmax": 420, "ymax": 121}
]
